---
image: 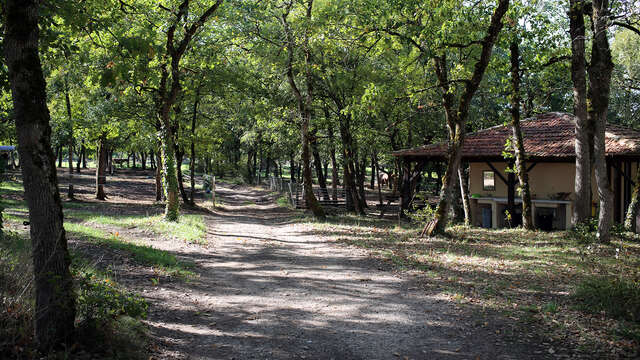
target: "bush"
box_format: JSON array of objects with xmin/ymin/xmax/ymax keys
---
[
  {"xmin": 568, "ymin": 218, "xmax": 599, "ymax": 244},
  {"xmin": 0, "ymin": 232, "xmax": 35, "ymax": 359},
  {"xmin": 404, "ymin": 192, "xmax": 436, "ymax": 224},
  {"xmin": 574, "ymin": 277, "xmax": 640, "ymax": 323},
  {"xmin": 76, "ymin": 271, "xmax": 148, "ymax": 324}
]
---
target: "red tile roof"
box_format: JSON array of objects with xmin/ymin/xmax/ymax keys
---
[{"xmin": 393, "ymin": 112, "xmax": 640, "ymax": 161}]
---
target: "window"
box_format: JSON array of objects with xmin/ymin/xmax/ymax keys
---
[{"xmin": 483, "ymin": 170, "xmax": 495, "ymax": 191}]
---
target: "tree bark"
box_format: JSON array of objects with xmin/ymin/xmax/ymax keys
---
[
  {"xmin": 311, "ymin": 132, "xmax": 329, "ymax": 200},
  {"xmin": 624, "ymin": 166, "xmax": 640, "ymax": 232},
  {"xmin": 570, "ymin": 0, "xmax": 593, "ymax": 225},
  {"xmin": 155, "ymin": 144, "xmax": 163, "ymax": 201},
  {"xmin": 3, "ymin": 1, "xmax": 76, "ymax": 350},
  {"xmin": 64, "ymin": 77, "xmax": 74, "ymax": 198},
  {"xmin": 281, "ymin": 1, "xmax": 325, "ymax": 219},
  {"xmin": 510, "ymin": 40, "xmax": 533, "ymax": 229},
  {"xmin": 75, "ymin": 140, "xmax": 83, "ymax": 173},
  {"xmin": 588, "ymin": 0, "xmax": 614, "ymax": 243},
  {"xmin": 156, "ymin": 0, "xmax": 224, "ymax": 221},
  {"xmin": 328, "ymin": 125, "xmax": 339, "ymax": 201},
  {"xmin": 423, "ymin": 0, "xmax": 509, "ymax": 236},
  {"xmin": 108, "ymin": 148, "xmax": 114, "ymax": 175},
  {"xmin": 458, "ymin": 165, "xmax": 471, "ymax": 226},
  {"xmin": 81, "ymin": 142, "xmax": 87, "ymax": 168},
  {"xmin": 340, "ymin": 116, "xmax": 364, "ymax": 214},
  {"xmin": 176, "ymin": 147, "xmax": 190, "ymax": 204},
  {"xmin": 96, "ymin": 136, "xmax": 107, "ymax": 200}
]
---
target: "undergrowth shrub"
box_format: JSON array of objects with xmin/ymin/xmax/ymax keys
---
[
  {"xmin": 1, "ymin": 231, "xmax": 149, "ymax": 359},
  {"xmin": 404, "ymin": 192, "xmax": 436, "ymax": 224},
  {"xmin": 568, "ymin": 218, "xmax": 598, "ymax": 244},
  {"xmin": 75, "ymin": 271, "xmax": 148, "ymax": 324},
  {"xmin": 0, "ymin": 232, "xmax": 35, "ymax": 359},
  {"xmin": 569, "ymin": 218, "xmax": 629, "ymax": 244},
  {"xmin": 574, "ymin": 277, "xmax": 640, "ymax": 323}
]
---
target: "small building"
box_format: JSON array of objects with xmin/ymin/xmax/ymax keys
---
[{"xmin": 393, "ymin": 113, "xmax": 640, "ymax": 230}]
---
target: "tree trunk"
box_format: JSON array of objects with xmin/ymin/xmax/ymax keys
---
[
  {"xmin": 281, "ymin": 2, "xmax": 324, "ymax": 219},
  {"xmin": 375, "ymin": 155, "xmax": 383, "ymax": 206},
  {"xmin": 82, "ymin": 142, "xmax": 87, "ymax": 168},
  {"xmin": 357, "ymin": 154, "xmax": 367, "ymax": 209},
  {"xmin": 624, "ymin": 166, "xmax": 640, "ymax": 232},
  {"xmin": 155, "ymin": 145, "xmax": 163, "ymax": 201},
  {"xmin": 189, "ymin": 84, "xmax": 200, "ymax": 205},
  {"xmin": 570, "ymin": 0, "xmax": 592, "ymax": 225},
  {"xmin": 3, "ymin": 1, "xmax": 76, "ymax": 350},
  {"xmin": 423, "ymin": 0, "xmax": 508, "ymax": 236},
  {"xmin": 64, "ymin": 78, "xmax": 74, "ymax": 198},
  {"xmin": 370, "ymin": 153, "xmax": 376, "ymax": 189},
  {"xmin": 301, "ymin": 112, "xmax": 325, "ymax": 217},
  {"xmin": 289, "ymin": 152, "xmax": 295, "ymax": 183},
  {"xmin": 458, "ymin": 165, "xmax": 470, "ymax": 226},
  {"xmin": 510, "ymin": 40, "xmax": 533, "ymax": 229},
  {"xmin": 328, "ymin": 126, "xmax": 339, "ymax": 201},
  {"xmin": 247, "ymin": 149, "xmax": 255, "ymax": 183},
  {"xmin": 57, "ymin": 146, "xmax": 63, "ymax": 167},
  {"xmin": 588, "ymin": 0, "xmax": 614, "ymax": 243},
  {"xmin": 311, "ymin": 134, "xmax": 329, "ymax": 200},
  {"xmin": 175, "ymin": 147, "xmax": 190, "ymax": 205},
  {"xmin": 141, "ymin": 151, "xmax": 147, "ymax": 170},
  {"xmin": 160, "ymin": 117, "xmax": 180, "ymax": 220},
  {"xmin": 189, "ymin": 143, "xmax": 196, "ymax": 205},
  {"xmin": 75, "ymin": 141, "xmax": 83, "ymax": 173},
  {"xmin": 96, "ymin": 136, "xmax": 107, "ymax": 200},
  {"xmin": 338, "ymin": 114, "xmax": 364, "ymax": 215},
  {"xmin": 108, "ymin": 148, "xmax": 114, "ymax": 175}
]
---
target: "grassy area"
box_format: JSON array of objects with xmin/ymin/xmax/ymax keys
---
[
  {"xmin": 66, "ymin": 210, "xmax": 208, "ymax": 245},
  {"xmin": 307, "ymin": 218, "xmax": 640, "ymax": 357},
  {"xmin": 276, "ymin": 194, "xmax": 292, "ymax": 208},
  {"xmin": 65, "ymin": 222, "xmax": 195, "ymax": 278},
  {"xmin": 0, "ymin": 178, "xmax": 200, "ymax": 277},
  {"xmin": 0, "ymin": 231, "xmax": 149, "ymax": 359}
]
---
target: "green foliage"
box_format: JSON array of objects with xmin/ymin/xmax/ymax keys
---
[
  {"xmin": 404, "ymin": 192, "xmax": 436, "ymax": 224},
  {"xmin": 65, "ymin": 222, "xmax": 195, "ymax": 277},
  {"xmin": 1, "ymin": 231, "xmax": 150, "ymax": 359},
  {"xmin": 569, "ymin": 218, "xmax": 628, "ymax": 244},
  {"xmin": 568, "ymin": 218, "xmax": 599, "ymax": 244},
  {"xmin": 75, "ymin": 271, "xmax": 148, "ymax": 323},
  {"xmin": 574, "ymin": 277, "xmax": 640, "ymax": 323}
]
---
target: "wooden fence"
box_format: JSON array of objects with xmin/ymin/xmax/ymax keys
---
[{"xmin": 268, "ymin": 176, "xmax": 348, "ymax": 209}]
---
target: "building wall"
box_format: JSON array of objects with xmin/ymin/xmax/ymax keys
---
[
  {"xmin": 468, "ymin": 160, "xmax": 639, "ymax": 229},
  {"xmin": 469, "ymin": 162, "xmax": 576, "ymax": 200}
]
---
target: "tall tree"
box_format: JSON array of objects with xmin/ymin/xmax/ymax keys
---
[
  {"xmin": 424, "ymin": 0, "xmax": 510, "ymax": 236},
  {"xmin": 156, "ymin": 0, "xmax": 224, "ymax": 221},
  {"xmin": 3, "ymin": 0, "xmax": 76, "ymax": 350},
  {"xmin": 587, "ymin": 0, "xmax": 614, "ymax": 243},
  {"xmin": 280, "ymin": 0, "xmax": 325, "ymax": 219},
  {"xmin": 570, "ymin": 0, "xmax": 592, "ymax": 225},
  {"xmin": 510, "ymin": 39, "xmax": 533, "ymax": 229}
]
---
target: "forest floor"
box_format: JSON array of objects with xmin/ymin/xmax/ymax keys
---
[{"xmin": 2, "ymin": 168, "xmax": 639, "ymax": 359}]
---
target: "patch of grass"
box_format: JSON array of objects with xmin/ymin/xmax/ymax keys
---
[
  {"xmin": 276, "ymin": 195, "xmax": 292, "ymax": 208},
  {"xmin": 67, "ymin": 211, "xmax": 207, "ymax": 245},
  {"xmin": 1, "ymin": 231, "xmax": 150, "ymax": 359},
  {"xmin": 304, "ymin": 218, "xmax": 640, "ymax": 356},
  {"xmin": 574, "ymin": 277, "xmax": 640, "ymax": 322},
  {"xmin": 65, "ymin": 222, "xmax": 195, "ymax": 278}
]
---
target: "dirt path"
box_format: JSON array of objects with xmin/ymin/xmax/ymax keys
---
[{"xmin": 96, "ymin": 183, "xmax": 546, "ymax": 360}]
